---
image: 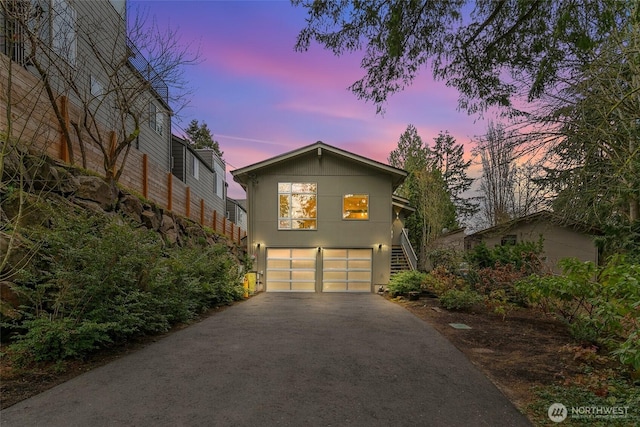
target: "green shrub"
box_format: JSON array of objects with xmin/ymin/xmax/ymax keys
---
[
  {"xmin": 466, "ymin": 239, "xmax": 544, "ymax": 274},
  {"xmin": 387, "ymin": 270, "xmax": 427, "ymax": 295},
  {"xmin": 516, "ymin": 256, "xmax": 640, "ymax": 372},
  {"xmin": 439, "ymin": 287, "xmax": 483, "ymax": 311},
  {"xmin": 429, "ymin": 249, "xmax": 464, "ymax": 272},
  {"xmin": 11, "ymin": 317, "xmax": 114, "ymax": 363},
  {"xmin": 8, "ymin": 205, "xmax": 245, "ymax": 364}
]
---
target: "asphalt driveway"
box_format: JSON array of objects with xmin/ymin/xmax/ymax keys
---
[{"xmin": 1, "ymin": 293, "xmax": 531, "ymax": 426}]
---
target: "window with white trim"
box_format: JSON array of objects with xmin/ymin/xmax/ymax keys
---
[
  {"xmin": 191, "ymin": 154, "xmax": 199, "ymax": 180},
  {"xmin": 278, "ymin": 183, "xmax": 317, "ymax": 230},
  {"xmin": 149, "ymin": 102, "xmax": 164, "ymax": 135}
]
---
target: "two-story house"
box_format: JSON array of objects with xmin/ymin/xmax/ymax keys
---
[{"xmin": 232, "ymin": 141, "xmax": 414, "ymax": 293}]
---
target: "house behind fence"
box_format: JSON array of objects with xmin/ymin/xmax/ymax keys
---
[{"xmin": 0, "ymin": 0, "xmax": 245, "ymax": 243}]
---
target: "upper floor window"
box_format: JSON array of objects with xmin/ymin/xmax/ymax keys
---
[
  {"xmin": 90, "ymin": 74, "xmax": 104, "ymax": 98},
  {"xmin": 191, "ymin": 153, "xmax": 199, "ymax": 180},
  {"xmin": 278, "ymin": 183, "xmax": 317, "ymax": 230},
  {"xmin": 214, "ymin": 162, "xmax": 225, "ymax": 198},
  {"xmin": 1, "ymin": 0, "xmax": 76, "ymax": 66},
  {"xmin": 149, "ymin": 102, "xmax": 164, "ymax": 135},
  {"xmin": 343, "ymin": 194, "xmax": 369, "ymax": 220}
]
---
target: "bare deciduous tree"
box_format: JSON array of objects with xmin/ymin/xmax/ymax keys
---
[{"xmin": 3, "ymin": 0, "xmax": 197, "ymax": 193}]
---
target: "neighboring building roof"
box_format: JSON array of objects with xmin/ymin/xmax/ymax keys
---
[
  {"xmin": 171, "ymin": 134, "xmax": 217, "ymax": 174},
  {"xmin": 466, "ymin": 210, "xmax": 601, "ymax": 239},
  {"xmin": 231, "ymin": 141, "xmax": 408, "ymax": 190}
]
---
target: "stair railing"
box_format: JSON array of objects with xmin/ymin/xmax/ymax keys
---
[{"xmin": 400, "ymin": 228, "xmax": 418, "ymax": 271}]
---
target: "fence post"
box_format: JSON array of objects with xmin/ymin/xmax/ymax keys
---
[
  {"xmin": 237, "ymin": 226, "xmax": 241, "ymax": 245},
  {"xmin": 186, "ymin": 187, "xmax": 191, "ymax": 219},
  {"xmin": 200, "ymin": 199, "xmax": 205, "ymax": 225},
  {"xmin": 142, "ymin": 154, "xmax": 148, "ymax": 199},
  {"xmin": 167, "ymin": 173, "xmax": 173, "ymax": 211},
  {"xmin": 212, "ymin": 210, "xmax": 217, "ymax": 232},
  {"xmin": 59, "ymin": 96, "xmax": 70, "ymax": 163},
  {"xmin": 222, "ymin": 215, "xmax": 227, "ymax": 238}
]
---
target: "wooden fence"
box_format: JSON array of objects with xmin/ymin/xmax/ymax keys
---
[{"xmin": 1, "ymin": 56, "xmax": 246, "ymax": 244}]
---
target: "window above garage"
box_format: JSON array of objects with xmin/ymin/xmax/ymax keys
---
[
  {"xmin": 343, "ymin": 194, "xmax": 369, "ymax": 220},
  {"xmin": 278, "ymin": 182, "xmax": 317, "ymax": 230}
]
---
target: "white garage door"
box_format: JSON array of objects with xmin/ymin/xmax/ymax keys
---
[
  {"xmin": 266, "ymin": 248, "xmax": 317, "ymax": 292},
  {"xmin": 322, "ymin": 249, "xmax": 372, "ymax": 292}
]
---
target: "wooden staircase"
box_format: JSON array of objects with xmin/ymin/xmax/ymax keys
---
[{"xmin": 391, "ymin": 245, "xmax": 411, "ymax": 274}]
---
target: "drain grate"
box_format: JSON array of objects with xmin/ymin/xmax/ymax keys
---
[{"xmin": 449, "ymin": 323, "xmax": 472, "ymax": 330}]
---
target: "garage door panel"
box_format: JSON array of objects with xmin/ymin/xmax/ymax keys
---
[
  {"xmin": 349, "ymin": 271, "xmax": 371, "ymax": 281},
  {"xmin": 268, "ymin": 270, "xmax": 292, "ymax": 280},
  {"xmin": 323, "ymin": 282, "xmax": 348, "ymax": 292},
  {"xmin": 324, "ymin": 260, "xmax": 347, "ymax": 269},
  {"xmin": 349, "ymin": 260, "xmax": 371, "ymax": 269},
  {"xmin": 349, "ymin": 249, "xmax": 370, "ymax": 257},
  {"xmin": 292, "ymin": 282, "xmax": 315, "ymax": 291},
  {"xmin": 347, "ymin": 282, "xmax": 370, "ymax": 292},
  {"xmin": 269, "ymin": 281, "xmax": 293, "ymax": 291},
  {"xmin": 266, "ymin": 248, "xmax": 317, "ymax": 292},
  {"xmin": 292, "ymin": 271, "xmax": 315, "ymax": 281},
  {"xmin": 325, "ymin": 249, "xmax": 347, "ymax": 258},
  {"xmin": 267, "ymin": 259, "xmax": 290, "ymax": 269},
  {"xmin": 324, "ymin": 271, "xmax": 347, "ymax": 281},
  {"xmin": 322, "ymin": 249, "xmax": 372, "ymax": 292},
  {"xmin": 268, "ymin": 249, "xmax": 291, "ymax": 258},
  {"xmin": 291, "ymin": 259, "xmax": 316, "ymax": 269}
]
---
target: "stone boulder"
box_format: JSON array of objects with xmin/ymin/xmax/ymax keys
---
[
  {"xmin": 119, "ymin": 194, "xmax": 144, "ymax": 223},
  {"xmin": 141, "ymin": 210, "xmax": 161, "ymax": 231},
  {"xmin": 75, "ymin": 176, "xmax": 118, "ymax": 210}
]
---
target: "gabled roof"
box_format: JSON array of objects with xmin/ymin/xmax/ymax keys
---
[{"xmin": 231, "ymin": 141, "xmax": 408, "ymax": 190}]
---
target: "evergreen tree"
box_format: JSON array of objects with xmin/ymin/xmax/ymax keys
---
[
  {"xmin": 389, "ymin": 125, "xmax": 457, "ymax": 269},
  {"xmin": 429, "ymin": 131, "xmax": 477, "ymax": 222},
  {"xmin": 185, "ymin": 120, "xmax": 223, "ymax": 157}
]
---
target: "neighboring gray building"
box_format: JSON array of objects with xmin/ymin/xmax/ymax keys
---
[
  {"xmin": 464, "ymin": 211, "xmax": 601, "ymax": 274},
  {"xmin": 1, "ymin": 0, "xmax": 172, "ymax": 171},
  {"xmin": 171, "ymin": 135, "xmax": 226, "ymax": 217},
  {"xmin": 226, "ymin": 198, "xmax": 247, "ymax": 231},
  {"xmin": 232, "ymin": 141, "xmax": 414, "ymax": 293}
]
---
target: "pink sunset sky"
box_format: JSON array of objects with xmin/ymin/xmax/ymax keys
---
[{"xmin": 137, "ymin": 0, "xmax": 491, "ymax": 199}]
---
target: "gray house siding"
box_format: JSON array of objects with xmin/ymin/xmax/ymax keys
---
[
  {"xmin": 465, "ymin": 213, "xmax": 600, "ymax": 274},
  {"xmin": 226, "ymin": 198, "xmax": 247, "ymax": 231},
  {"xmin": 183, "ymin": 150, "xmax": 215, "ymax": 211},
  {"xmin": 195, "ymin": 149, "xmax": 226, "ymax": 215},
  {"xmin": 1, "ymin": 0, "xmax": 172, "ymax": 172}
]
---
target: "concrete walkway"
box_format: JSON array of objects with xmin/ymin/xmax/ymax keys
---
[{"xmin": 1, "ymin": 293, "xmax": 531, "ymax": 426}]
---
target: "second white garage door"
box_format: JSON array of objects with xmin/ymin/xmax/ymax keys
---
[{"xmin": 322, "ymin": 248, "xmax": 372, "ymax": 292}]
